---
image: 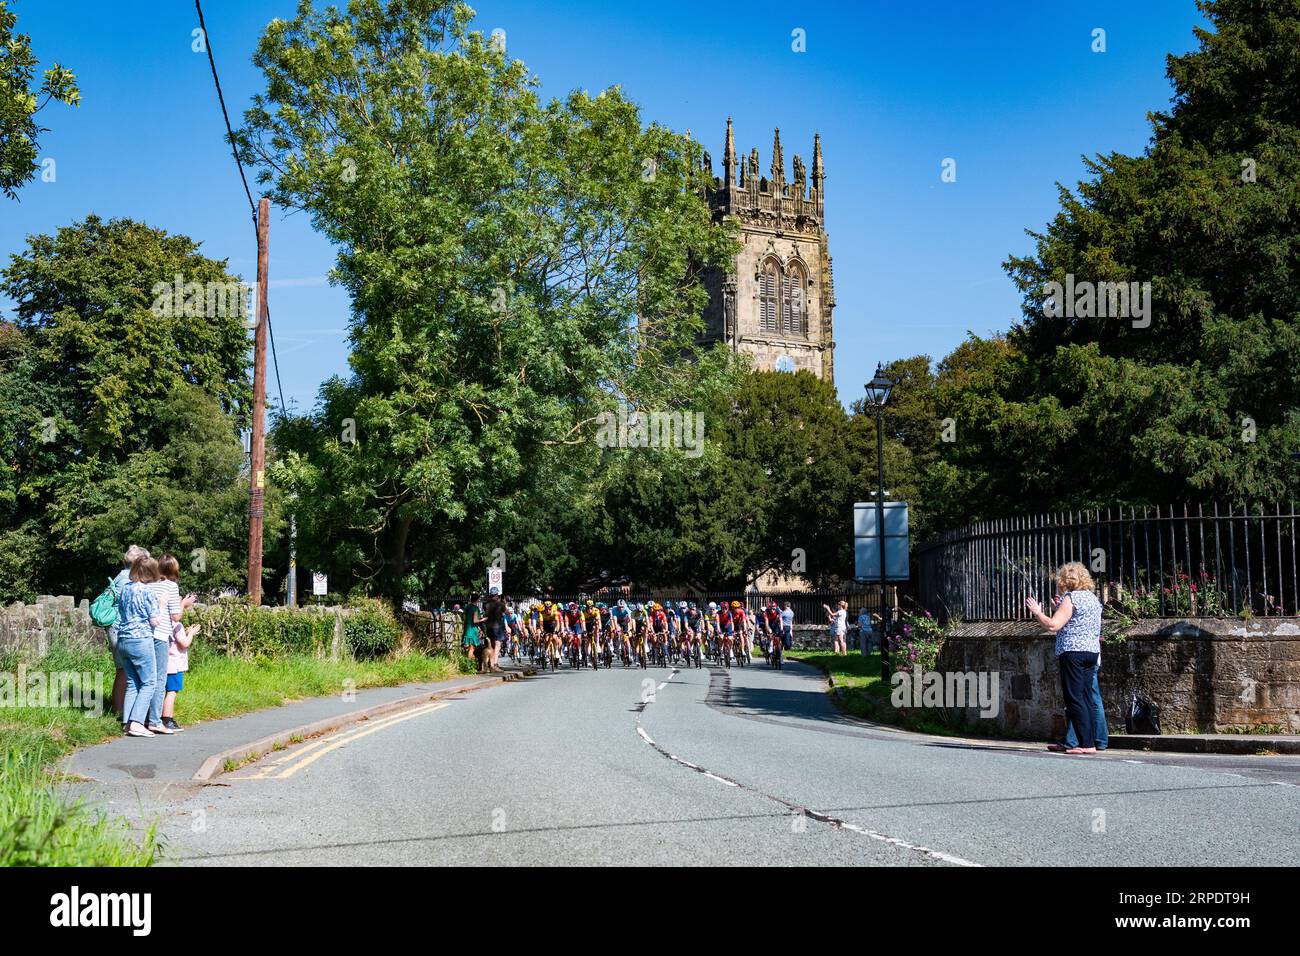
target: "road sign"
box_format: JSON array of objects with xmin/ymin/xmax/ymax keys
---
[
  {"xmin": 312, "ymin": 572, "xmax": 328, "ymax": 596},
  {"xmin": 487, "ymin": 567, "xmax": 503, "ymax": 595},
  {"xmin": 854, "ymin": 501, "xmax": 910, "ymax": 581}
]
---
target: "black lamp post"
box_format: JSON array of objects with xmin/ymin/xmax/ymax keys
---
[{"xmin": 864, "ymin": 363, "xmax": 895, "ymax": 680}]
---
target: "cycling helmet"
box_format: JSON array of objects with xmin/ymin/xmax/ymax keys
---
[
  {"xmin": 585, "ymin": 599, "xmax": 594, "ymax": 607},
  {"xmin": 708, "ymin": 602, "xmax": 718, "ymax": 611},
  {"xmin": 731, "ymin": 601, "xmax": 741, "ymax": 609},
  {"xmin": 617, "ymin": 599, "xmax": 626, "ymax": 608},
  {"xmin": 678, "ymin": 601, "xmax": 687, "ymax": 609}
]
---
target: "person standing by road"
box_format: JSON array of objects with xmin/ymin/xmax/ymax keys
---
[
  {"xmin": 462, "ymin": 596, "xmax": 484, "ymax": 670},
  {"xmin": 824, "ymin": 600, "xmax": 848, "ymax": 655},
  {"xmin": 1026, "ymin": 562, "xmax": 1103, "ymax": 755},
  {"xmin": 145, "ymin": 555, "xmax": 192, "ymax": 735},
  {"xmin": 780, "ymin": 601, "xmax": 794, "ymax": 651},
  {"xmin": 117, "ymin": 555, "xmax": 164, "ymax": 737},
  {"xmin": 483, "ymin": 590, "xmax": 507, "ymax": 673},
  {"xmin": 105, "ymin": 545, "xmax": 149, "ymax": 720}
]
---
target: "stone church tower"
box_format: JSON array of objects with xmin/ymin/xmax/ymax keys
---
[{"xmin": 701, "ymin": 119, "xmax": 836, "ymax": 381}]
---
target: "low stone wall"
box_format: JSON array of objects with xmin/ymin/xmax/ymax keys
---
[
  {"xmin": 0, "ymin": 595, "xmax": 103, "ymax": 657},
  {"xmin": 935, "ymin": 618, "xmax": 1300, "ymax": 736}
]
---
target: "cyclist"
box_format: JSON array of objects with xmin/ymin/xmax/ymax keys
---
[
  {"xmin": 539, "ymin": 600, "xmax": 562, "ymax": 668},
  {"xmin": 679, "ymin": 601, "xmax": 701, "ymax": 666},
  {"xmin": 504, "ymin": 601, "xmax": 523, "ymax": 661},
  {"xmin": 631, "ymin": 603, "xmax": 649, "ymax": 667},
  {"xmin": 717, "ymin": 602, "xmax": 735, "ymax": 665},
  {"xmin": 564, "ymin": 601, "xmax": 585, "ymax": 666},
  {"xmin": 702, "ymin": 602, "xmax": 719, "ymax": 660},
  {"xmin": 731, "ymin": 601, "xmax": 751, "ymax": 664},
  {"xmin": 650, "ymin": 602, "xmax": 670, "ymax": 665},
  {"xmin": 610, "ymin": 599, "xmax": 631, "ymax": 664},
  {"xmin": 664, "ymin": 602, "xmax": 680, "ymax": 662},
  {"xmin": 583, "ymin": 599, "xmax": 602, "ymax": 667}
]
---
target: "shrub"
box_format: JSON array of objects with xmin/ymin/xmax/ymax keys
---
[
  {"xmin": 344, "ymin": 598, "xmax": 401, "ymax": 659},
  {"xmin": 886, "ymin": 609, "xmax": 946, "ymax": 672},
  {"xmin": 187, "ymin": 599, "xmax": 335, "ymax": 659}
]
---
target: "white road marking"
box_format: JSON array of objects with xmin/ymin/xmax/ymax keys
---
[
  {"xmin": 637, "ymin": 727, "xmax": 655, "ymax": 745},
  {"xmin": 658, "ymin": 682, "xmax": 668, "ymax": 690},
  {"xmin": 831, "ymin": 817, "xmax": 982, "ymax": 868},
  {"xmin": 703, "ymin": 772, "xmax": 738, "ymax": 787}
]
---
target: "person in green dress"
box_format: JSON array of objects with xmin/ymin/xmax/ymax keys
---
[{"xmin": 462, "ymin": 596, "xmax": 486, "ymax": 671}]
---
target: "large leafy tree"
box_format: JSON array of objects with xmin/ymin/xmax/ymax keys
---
[
  {"xmin": 0, "ymin": 217, "xmax": 255, "ymax": 600},
  {"xmin": 997, "ymin": 0, "xmax": 1300, "ymax": 507},
  {"xmin": 0, "ymin": 0, "xmax": 78, "ymax": 199},
  {"xmin": 240, "ymin": 0, "xmax": 736, "ymax": 598}
]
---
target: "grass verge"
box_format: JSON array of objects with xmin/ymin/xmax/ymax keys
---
[
  {"xmin": 1, "ymin": 635, "xmax": 475, "ymax": 865},
  {"xmin": 785, "ymin": 650, "xmax": 982, "ymax": 737}
]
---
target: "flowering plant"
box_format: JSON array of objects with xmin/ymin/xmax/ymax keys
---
[{"xmin": 885, "ymin": 609, "xmax": 946, "ymax": 672}]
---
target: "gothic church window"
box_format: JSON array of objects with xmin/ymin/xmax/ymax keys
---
[
  {"xmin": 782, "ymin": 264, "xmax": 806, "ymax": 336},
  {"xmin": 759, "ymin": 260, "xmax": 780, "ymax": 333}
]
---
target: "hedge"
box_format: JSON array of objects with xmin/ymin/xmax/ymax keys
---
[{"xmin": 187, "ymin": 599, "xmax": 401, "ymax": 661}]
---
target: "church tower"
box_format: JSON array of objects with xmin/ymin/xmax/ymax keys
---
[{"xmin": 701, "ymin": 119, "xmax": 836, "ymax": 381}]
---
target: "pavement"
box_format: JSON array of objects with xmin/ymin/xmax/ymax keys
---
[
  {"xmin": 61, "ymin": 669, "xmax": 522, "ymax": 787},
  {"xmin": 61, "ymin": 657, "xmax": 1300, "ymax": 866}
]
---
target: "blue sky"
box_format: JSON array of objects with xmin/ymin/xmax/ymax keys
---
[{"xmin": 0, "ymin": 0, "xmax": 1208, "ymax": 411}]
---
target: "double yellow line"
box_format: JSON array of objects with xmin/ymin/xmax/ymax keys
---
[{"xmin": 237, "ymin": 700, "xmax": 450, "ymax": 780}]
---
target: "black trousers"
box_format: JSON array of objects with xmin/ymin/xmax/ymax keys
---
[{"xmin": 1058, "ymin": 651, "xmax": 1099, "ymax": 749}]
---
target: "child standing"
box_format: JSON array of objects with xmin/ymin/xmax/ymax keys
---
[{"xmin": 162, "ymin": 615, "xmax": 199, "ymax": 732}]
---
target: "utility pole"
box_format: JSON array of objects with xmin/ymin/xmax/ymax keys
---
[
  {"xmin": 246, "ymin": 196, "xmax": 269, "ymax": 605},
  {"xmin": 286, "ymin": 500, "xmax": 298, "ymax": 608}
]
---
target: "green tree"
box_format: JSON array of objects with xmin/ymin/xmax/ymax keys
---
[
  {"xmin": 240, "ymin": 0, "xmax": 737, "ymax": 599},
  {"xmin": 0, "ymin": 0, "xmax": 78, "ymax": 198},
  {"xmin": 1000, "ymin": 0, "xmax": 1300, "ymax": 506},
  {"xmin": 0, "ymin": 217, "xmax": 256, "ymax": 599}
]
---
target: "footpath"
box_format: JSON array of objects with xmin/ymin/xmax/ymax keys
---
[{"xmin": 62, "ymin": 667, "xmax": 527, "ymax": 787}]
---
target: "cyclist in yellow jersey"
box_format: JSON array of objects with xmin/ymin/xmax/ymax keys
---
[{"xmin": 583, "ymin": 601, "xmax": 601, "ymax": 667}]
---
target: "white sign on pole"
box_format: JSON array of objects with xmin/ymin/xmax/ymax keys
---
[
  {"xmin": 487, "ymin": 567, "xmax": 503, "ymax": 595},
  {"xmin": 853, "ymin": 501, "xmax": 910, "ymax": 581},
  {"xmin": 312, "ymin": 572, "xmax": 328, "ymax": 596}
]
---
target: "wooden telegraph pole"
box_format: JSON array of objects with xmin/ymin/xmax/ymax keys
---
[{"xmin": 247, "ymin": 197, "xmax": 269, "ymax": 604}]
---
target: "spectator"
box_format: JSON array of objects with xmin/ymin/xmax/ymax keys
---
[
  {"xmin": 856, "ymin": 606, "xmax": 872, "ymax": 653},
  {"xmin": 158, "ymin": 555, "xmax": 200, "ymax": 732},
  {"xmin": 1063, "ymin": 653, "xmax": 1109, "ymax": 752},
  {"xmin": 462, "ymin": 595, "xmax": 484, "ymax": 671},
  {"xmin": 145, "ymin": 555, "xmax": 193, "ymax": 735},
  {"xmin": 824, "ymin": 600, "xmax": 848, "ymax": 654},
  {"xmin": 1027, "ymin": 562, "xmax": 1103, "ymax": 755},
  {"xmin": 117, "ymin": 556, "xmax": 163, "ymax": 737},
  {"xmin": 484, "ymin": 590, "xmax": 507, "ymax": 673},
  {"xmin": 106, "ymin": 544, "xmax": 149, "ymax": 720},
  {"xmin": 780, "ymin": 601, "xmax": 794, "ymax": 651}
]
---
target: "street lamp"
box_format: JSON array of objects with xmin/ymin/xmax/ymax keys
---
[{"xmin": 865, "ymin": 363, "xmax": 895, "ymax": 680}]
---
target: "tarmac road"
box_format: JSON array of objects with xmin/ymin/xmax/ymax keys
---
[{"xmin": 96, "ymin": 657, "xmax": 1300, "ymax": 866}]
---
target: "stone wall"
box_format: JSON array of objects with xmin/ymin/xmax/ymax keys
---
[
  {"xmin": 0, "ymin": 595, "xmax": 104, "ymax": 657},
  {"xmin": 935, "ymin": 618, "xmax": 1300, "ymax": 736}
]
